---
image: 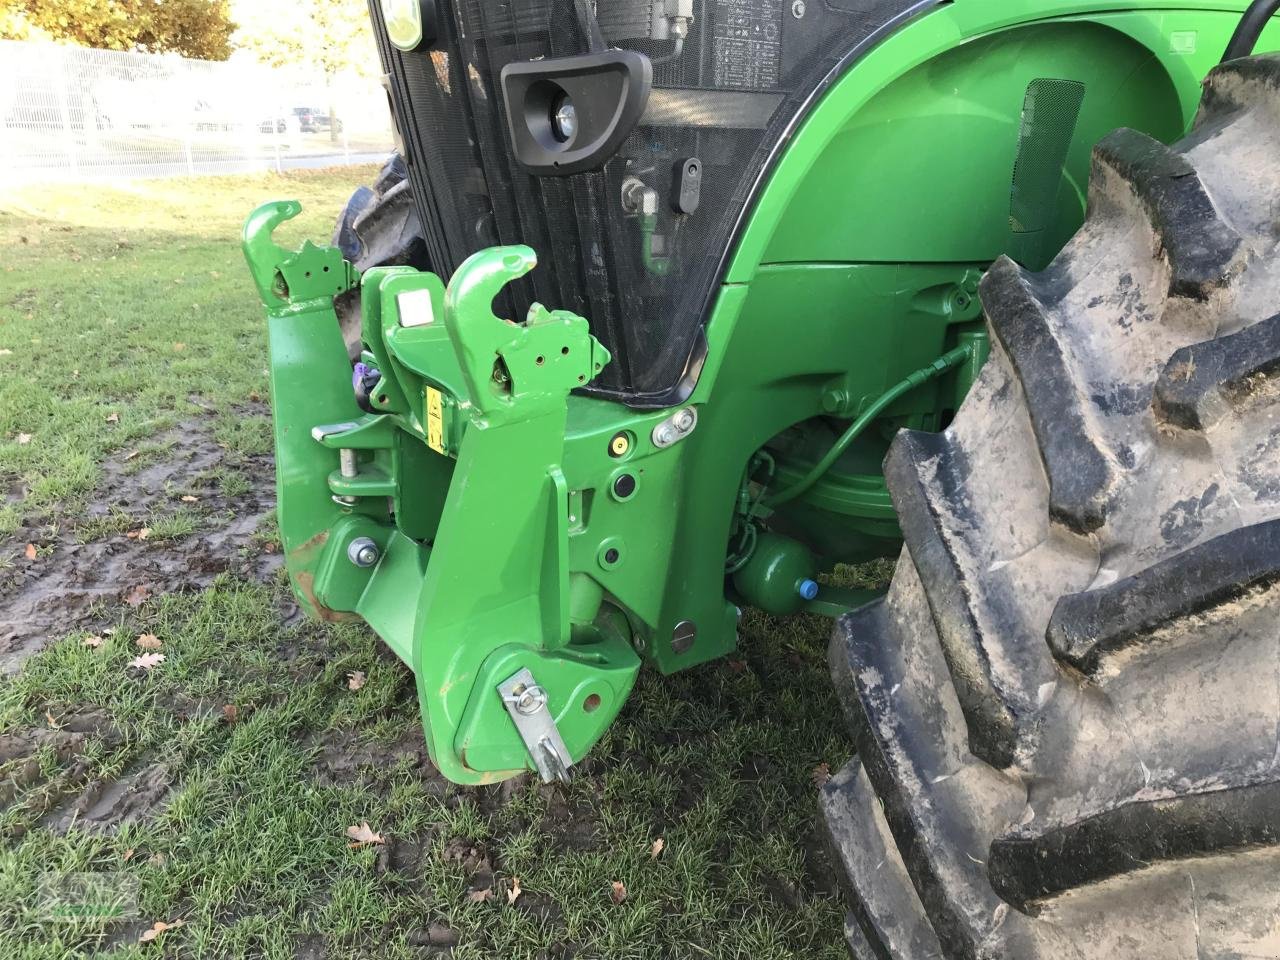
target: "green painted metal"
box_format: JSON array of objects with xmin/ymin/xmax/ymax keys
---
[{"xmin": 247, "ymin": 1, "xmax": 1280, "ymax": 783}]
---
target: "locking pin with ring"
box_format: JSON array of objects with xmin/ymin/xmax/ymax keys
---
[{"xmin": 497, "ymin": 667, "xmax": 574, "ymax": 783}]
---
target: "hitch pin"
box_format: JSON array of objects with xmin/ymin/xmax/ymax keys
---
[{"xmin": 497, "ymin": 668, "xmax": 573, "ymax": 784}]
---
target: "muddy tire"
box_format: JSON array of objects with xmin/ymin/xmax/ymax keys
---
[
  {"xmin": 821, "ymin": 55, "xmax": 1280, "ymax": 959},
  {"xmin": 332, "ymin": 153, "xmax": 428, "ymax": 357}
]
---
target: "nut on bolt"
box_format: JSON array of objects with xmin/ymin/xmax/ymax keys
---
[{"xmin": 347, "ymin": 536, "xmax": 380, "ymax": 568}]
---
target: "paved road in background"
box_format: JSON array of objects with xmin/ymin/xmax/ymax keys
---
[{"xmin": 10, "ymin": 151, "xmax": 390, "ymax": 182}]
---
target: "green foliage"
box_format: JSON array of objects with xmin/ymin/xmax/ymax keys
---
[
  {"xmin": 0, "ymin": 0, "xmax": 236, "ymax": 60},
  {"xmin": 233, "ymin": 0, "xmax": 377, "ymax": 78}
]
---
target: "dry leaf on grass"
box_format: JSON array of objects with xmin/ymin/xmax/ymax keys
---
[
  {"xmin": 123, "ymin": 584, "xmax": 151, "ymax": 606},
  {"xmin": 126, "ymin": 528, "xmax": 151, "ymax": 541},
  {"xmin": 180, "ymin": 495, "xmax": 199, "ymax": 503},
  {"xmin": 346, "ymin": 670, "xmax": 366, "ymax": 691},
  {"xmin": 506, "ymin": 876, "xmax": 522, "ymax": 905},
  {"xmin": 105, "ymin": 412, "xmax": 120, "ymax": 424},
  {"xmin": 129, "ymin": 652, "xmax": 165, "ymax": 671},
  {"xmin": 811, "ymin": 763, "xmax": 831, "ymax": 789},
  {"xmin": 23, "ymin": 543, "xmax": 36, "ymax": 560},
  {"xmin": 122, "ymin": 848, "xmax": 135, "ymax": 861},
  {"xmin": 135, "ymin": 634, "xmax": 162, "ymax": 650},
  {"xmin": 467, "ymin": 886, "xmax": 493, "ymax": 903},
  {"xmin": 222, "ymin": 704, "xmax": 238, "ymax": 724},
  {"xmin": 16, "ymin": 433, "xmax": 32, "ymax": 444},
  {"xmin": 45, "ymin": 709, "xmax": 62, "ymax": 729},
  {"xmin": 82, "ymin": 636, "xmax": 104, "ymax": 648},
  {"xmin": 138, "ymin": 919, "xmax": 184, "ymax": 943},
  {"xmin": 345, "ymin": 821, "xmax": 385, "ymax": 847},
  {"xmin": 650, "ymin": 837, "xmax": 665, "ymax": 860},
  {"xmin": 610, "ymin": 881, "xmax": 627, "ymax": 905}
]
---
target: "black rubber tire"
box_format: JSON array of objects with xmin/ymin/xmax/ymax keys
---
[
  {"xmin": 332, "ymin": 153, "xmax": 429, "ymax": 357},
  {"xmin": 822, "ymin": 55, "xmax": 1280, "ymax": 959}
]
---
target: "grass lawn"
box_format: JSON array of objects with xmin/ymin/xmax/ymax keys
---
[{"xmin": 0, "ymin": 167, "xmax": 885, "ymax": 959}]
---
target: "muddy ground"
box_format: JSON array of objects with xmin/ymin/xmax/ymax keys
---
[{"xmin": 0, "ymin": 420, "xmax": 279, "ymax": 674}]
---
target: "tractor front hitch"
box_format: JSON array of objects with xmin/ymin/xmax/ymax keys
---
[{"xmin": 243, "ymin": 200, "xmax": 638, "ymax": 785}]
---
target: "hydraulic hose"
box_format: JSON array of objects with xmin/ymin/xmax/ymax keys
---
[
  {"xmin": 763, "ymin": 343, "xmax": 973, "ymax": 509},
  {"xmin": 1223, "ymin": 0, "xmax": 1280, "ymax": 60}
]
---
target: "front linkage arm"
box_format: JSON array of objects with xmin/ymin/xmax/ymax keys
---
[{"xmin": 243, "ymin": 200, "xmax": 637, "ymax": 785}]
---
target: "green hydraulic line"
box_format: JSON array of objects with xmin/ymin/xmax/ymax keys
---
[{"xmin": 764, "ymin": 343, "xmax": 974, "ymax": 509}]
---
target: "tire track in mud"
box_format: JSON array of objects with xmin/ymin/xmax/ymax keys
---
[{"xmin": 0, "ymin": 421, "xmax": 280, "ymax": 674}]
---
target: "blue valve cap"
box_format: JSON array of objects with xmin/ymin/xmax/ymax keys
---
[{"xmin": 798, "ymin": 578, "xmax": 819, "ymax": 601}]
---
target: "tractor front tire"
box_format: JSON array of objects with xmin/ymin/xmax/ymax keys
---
[
  {"xmin": 332, "ymin": 153, "xmax": 428, "ymax": 357},
  {"xmin": 823, "ymin": 55, "xmax": 1280, "ymax": 959}
]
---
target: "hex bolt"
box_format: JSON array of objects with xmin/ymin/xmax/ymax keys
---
[
  {"xmin": 675, "ymin": 407, "xmax": 696, "ymax": 432},
  {"xmin": 347, "ymin": 536, "xmax": 380, "ymax": 568},
  {"xmin": 655, "ymin": 425, "xmax": 677, "ymax": 445},
  {"xmin": 671, "ymin": 619, "xmax": 697, "ymax": 655}
]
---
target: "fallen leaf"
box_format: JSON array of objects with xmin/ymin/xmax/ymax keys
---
[
  {"xmin": 105, "ymin": 412, "xmax": 120, "ymax": 424},
  {"xmin": 345, "ymin": 821, "xmax": 385, "ymax": 847},
  {"xmin": 180, "ymin": 495, "xmax": 199, "ymax": 503},
  {"xmin": 172, "ymin": 342, "xmax": 186, "ymax": 352},
  {"xmin": 139, "ymin": 918, "xmax": 184, "ymax": 943},
  {"xmin": 24, "ymin": 543, "xmax": 37, "ymax": 560},
  {"xmin": 506, "ymin": 876, "xmax": 522, "ymax": 905},
  {"xmin": 467, "ymin": 886, "xmax": 493, "ymax": 903},
  {"xmin": 123, "ymin": 584, "xmax": 151, "ymax": 606},
  {"xmin": 610, "ymin": 880, "xmax": 627, "ymax": 905},
  {"xmin": 82, "ymin": 635, "xmax": 104, "ymax": 648},
  {"xmin": 811, "ymin": 763, "xmax": 831, "ymax": 789},
  {"xmin": 129, "ymin": 652, "xmax": 165, "ymax": 671},
  {"xmin": 126, "ymin": 528, "xmax": 152, "ymax": 541},
  {"xmin": 136, "ymin": 633, "xmax": 162, "ymax": 650},
  {"xmin": 248, "ymin": 390, "xmax": 261, "ymax": 402},
  {"xmin": 222, "ymin": 704, "xmax": 238, "ymax": 724},
  {"xmin": 122, "ymin": 848, "xmax": 135, "ymax": 861},
  {"xmin": 347, "ymin": 670, "xmax": 366, "ymax": 691},
  {"xmin": 45, "ymin": 709, "xmax": 62, "ymax": 729},
  {"xmin": 726, "ymin": 658, "xmax": 748, "ymax": 674},
  {"xmin": 124, "ymin": 449, "xmax": 140, "ymax": 461},
  {"xmin": 650, "ymin": 837, "xmax": 665, "ymax": 860},
  {"xmin": 16, "ymin": 433, "xmax": 32, "ymax": 444},
  {"xmin": 147, "ymin": 852, "xmax": 166, "ymax": 866}
]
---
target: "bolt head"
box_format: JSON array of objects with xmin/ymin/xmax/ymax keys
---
[
  {"xmin": 675, "ymin": 408, "xmax": 695, "ymax": 431},
  {"xmin": 347, "ymin": 536, "xmax": 380, "ymax": 568}
]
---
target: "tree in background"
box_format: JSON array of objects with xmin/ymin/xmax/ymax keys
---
[
  {"xmin": 233, "ymin": 0, "xmax": 378, "ymax": 139},
  {"xmin": 0, "ymin": 0, "xmax": 236, "ymax": 60}
]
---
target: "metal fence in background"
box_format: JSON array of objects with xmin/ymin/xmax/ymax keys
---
[{"xmin": 0, "ymin": 40, "xmax": 396, "ymax": 181}]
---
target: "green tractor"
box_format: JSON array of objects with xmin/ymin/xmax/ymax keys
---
[{"xmin": 243, "ymin": 0, "xmax": 1280, "ymax": 954}]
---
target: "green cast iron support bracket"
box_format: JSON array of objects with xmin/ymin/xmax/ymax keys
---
[
  {"xmin": 244, "ymin": 215, "xmax": 638, "ymax": 784},
  {"xmin": 242, "ymin": 200, "xmax": 365, "ymax": 618}
]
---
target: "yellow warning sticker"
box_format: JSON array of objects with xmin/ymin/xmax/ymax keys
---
[{"xmin": 425, "ymin": 387, "xmax": 445, "ymax": 454}]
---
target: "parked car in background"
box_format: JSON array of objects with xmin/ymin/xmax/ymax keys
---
[{"xmin": 292, "ymin": 106, "xmax": 342, "ymax": 133}]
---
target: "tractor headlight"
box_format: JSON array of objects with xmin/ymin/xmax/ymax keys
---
[{"xmin": 551, "ymin": 94, "xmax": 577, "ymax": 143}]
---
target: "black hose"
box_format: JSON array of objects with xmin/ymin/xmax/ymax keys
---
[{"xmin": 1223, "ymin": 0, "xmax": 1280, "ymax": 61}]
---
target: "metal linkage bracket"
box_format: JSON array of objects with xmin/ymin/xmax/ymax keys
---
[{"xmin": 497, "ymin": 668, "xmax": 573, "ymax": 784}]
